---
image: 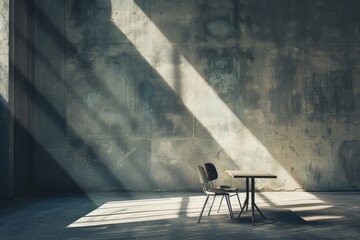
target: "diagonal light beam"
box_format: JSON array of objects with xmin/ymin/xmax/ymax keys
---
[{"xmin": 112, "ymin": 0, "xmax": 301, "ymax": 190}]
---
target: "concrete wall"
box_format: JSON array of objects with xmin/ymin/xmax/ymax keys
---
[
  {"xmin": 0, "ymin": 0, "xmax": 8, "ymax": 102},
  {"xmin": 0, "ymin": 0, "xmax": 10, "ymax": 197},
  {"xmin": 31, "ymin": 0, "xmax": 360, "ymax": 192}
]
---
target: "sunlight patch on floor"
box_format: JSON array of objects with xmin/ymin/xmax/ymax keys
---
[
  {"xmin": 68, "ymin": 192, "xmax": 346, "ymax": 227},
  {"xmin": 67, "ymin": 197, "xmax": 184, "ymax": 228}
]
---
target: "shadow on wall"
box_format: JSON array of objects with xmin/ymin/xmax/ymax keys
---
[
  {"xmin": 0, "ymin": 90, "xmax": 84, "ymax": 194},
  {"xmin": 15, "ymin": 63, "xmax": 123, "ymax": 192},
  {"xmin": 30, "ymin": 0, "xmax": 151, "ymax": 191},
  {"xmin": 29, "ymin": 0, "xmax": 209, "ymax": 192},
  {"xmin": 0, "ymin": 95, "xmax": 10, "ymax": 197}
]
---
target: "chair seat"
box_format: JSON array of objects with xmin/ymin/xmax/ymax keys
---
[
  {"xmin": 214, "ymin": 185, "xmax": 231, "ymax": 189},
  {"xmin": 205, "ymin": 189, "xmax": 229, "ymax": 195},
  {"xmin": 223, "ymin": 188, "xmax": 239, "ymax": 193}
]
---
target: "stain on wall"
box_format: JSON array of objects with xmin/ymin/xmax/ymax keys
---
[
  {"xmin": 138, "ymin": 79, "xmax": 154, "ymax": 131},
  {"xmin": 309, "ymin": 70, "xmax": 354, "ymax": 119},
  {"xmin": 202, "ymin": 48, "xmax": 240, "ymax": 102},
  {"xmin": 338, "ymin": 140, "xmax": 360, "ymax": 187},
  {"xmin": 269, "ymin": 53, "xmax": 302, "ymax": 124},
  {"xmin": 204, "ymin": 17, "xmax": 236, "ymax": 41}
]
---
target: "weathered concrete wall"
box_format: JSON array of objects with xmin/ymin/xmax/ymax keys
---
[
  {"xmin": 0, "ymin": 0, "xmax": 10, "ymax": 197},
  {"xmin": 0, "ymin": 0, "xmax": 8, "ymax": 101},
  {"xmin": 32, "ymin": 0, "xmax": 360, "ymax": 191}
]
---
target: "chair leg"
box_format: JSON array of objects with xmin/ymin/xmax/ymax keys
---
[
  {"xmin": 208, "ymin": 195, "xmax": 216, "ymax": 216},
  {"xmin": 198, "ymin": 195, "xmax": 210, "ymax": 223},
  {"xmin": 236, "ymin": 192, "xmax": 242, "ymax": 209},
  {"xmin": 224, "ymin": 195, "xmax": 233, "ymax": 219},
  {"xmin": 217, "ymin": 195, "xmax": 224, "ymax": 213}
]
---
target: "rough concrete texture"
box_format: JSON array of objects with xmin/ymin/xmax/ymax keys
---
[
  {"xmin": 0, "ymin": 0, "xmax": 8, "ymax": 100},
  {"xmin": 0, "ymin": 0, "xmax": 9, "ymax": 198},
  {"xmin": 30, "ymin": 0, "xmax": 360, "ymax": 191}
]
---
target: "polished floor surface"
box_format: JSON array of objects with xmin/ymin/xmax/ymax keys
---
[{"xmin": 0, "ymin": 191, "xmax": 359, "ymax": 239}]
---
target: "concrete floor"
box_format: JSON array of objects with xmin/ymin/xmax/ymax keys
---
[{"xmin": 0, "ymin": 191, "xmax": 359, "ymax": 239}]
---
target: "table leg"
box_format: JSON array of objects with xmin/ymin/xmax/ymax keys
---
[
  {"xmin": 245, "ymin": 178, "xmax": 249, "ymax": 211},
  {"xmin": 254, "ymin": 203, "xmax": 266, "ymax": 219},
  {"xmin": 252, "ymin": 178, "xmax": 266, "ymax": 224},
  {"xmin": 251, "ymin": 177, "xmax": 255, "ymax": 225},
  {"xmin": 237, "ymin": 177, "xmax": 250, "ymax": 219},
  {"xmin": 237, "ymin": 196, "xmax": 248, "ymax": 219}
]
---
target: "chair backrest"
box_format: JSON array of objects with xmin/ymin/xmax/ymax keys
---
[
  {"xmin": 197, "ymin": 165, "xmax": 210, "ymax": 192},
  {"xmin": 204, "ymin": 163, "xmax": 218, "ymax": 181}
]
